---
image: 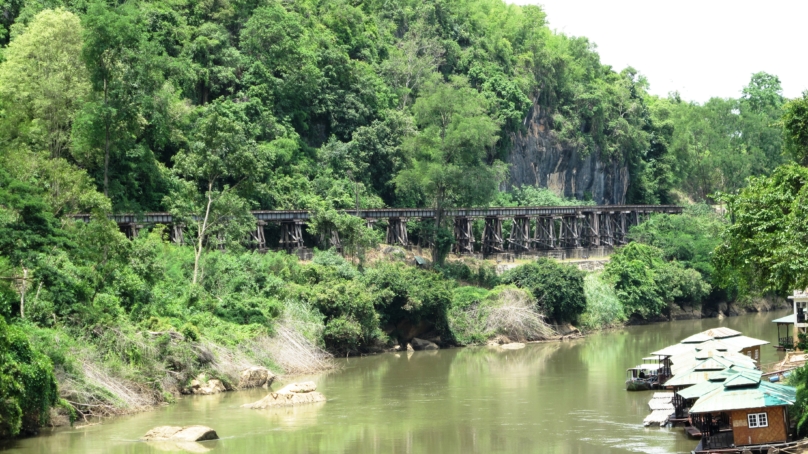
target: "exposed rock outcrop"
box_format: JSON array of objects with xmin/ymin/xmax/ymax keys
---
[
  {"xmin": 242, "ymin": 381, "xmax": 326, "ymax": 409},
  {"xmin": 410, "ymin": 338, "xmax": 439, "ymax": 351},
  {"xmin": 507, "ymin": 101, "xmax": 629, "ymax": 204},
  {"xmin": 141, "ymin": 425, "xmax": 219, "ymax": 442},
  {"xmin": 239, "ymin": 367, "xmax": 275, "ymax": 389},
  {"xmin": 185, "ymin": 375, "xmax": 226, "ymax": 395}
]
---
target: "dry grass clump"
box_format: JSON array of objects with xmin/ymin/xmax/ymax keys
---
[
  {"xmin": 263, "ymin": 322, "xmax": 335, "ymax": 375},
  {"xmin": 484, "ymin": 288, "xmax": 555, "ymax": 341}
]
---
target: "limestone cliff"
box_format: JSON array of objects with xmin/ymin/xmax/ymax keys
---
[{"xmin": 507, "ymin": 102, "xmax": 630, "ymax": 205}]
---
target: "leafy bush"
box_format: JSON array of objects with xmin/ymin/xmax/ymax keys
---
[
  {"xmin": 580, "ymin": 273, "xmax": 625, "ymax": 330},
  {"xmin": 0, "ymin": 318, "xmax": 60, "ymax": 437},
  {"xmin": 448, "ymin": 285, "xmax": 553, "ymax": 344},
  {"xmin": 363, "ymin": 262, "xmax": 454, "ymax": 341},
  {"xmin": 605, "ymin": 242, "xmax": 711, "ymax": 318},
  {"xmin": 501, "ymin": 259, "xmax": 586, "ymax": 324}
]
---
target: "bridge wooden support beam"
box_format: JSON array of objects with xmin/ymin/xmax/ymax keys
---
[
  {"xmin": 599, "ymin": 212, "xmax": 613, "ymax": 246},
  {"xmin": 584, "ymin": 211, "xmax": 600, "ymax": 247},
  {"xmin": 482, "ymin": 216, "xmax": 504, "ymax": 255},
  {"xmin": 559, "ymin": 214, "xmax": 582, "ymax": 249},
  {"xmin": 386, "ymin": 217, "xmax": 408, "ymax": 247},
  {"xmin": 453, "ymin": 217, "xmax": 475, "ymax": 254},
  {"xmin": 508, "ymin": 216, "xmax": 530, "ymax": 253},
  {"xmin": 320, "ymin": 229, "xmax": 341, "ymax": 253},
  {"xmin": 251, "ymin": 221, "xmax": 267, "ymax": 250},
  {"xmin": 533, "ymin": 216, "xmax": 558, "ymax": 249},
  {"xmin": 280, "ymin": 220, "xmax": 305, "ymax": 251},
  {"xmin": 170, "ymin": 224, "xmax": 184, "ymax": 245},
  {"xmin": 123, "ymin": 222, "xmax": 142, "ymax": 239}
]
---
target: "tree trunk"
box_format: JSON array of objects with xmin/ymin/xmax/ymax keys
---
[
  {"xmin": 103, "ymin": 77, "xmax": 110, "ymax": 197},
  {"xmin": 20, "ymin": 268, "xmax": 27, "ymax": 319},
  {"xmin": 192, "ymin": 183, "xmax": 214, "ymax": 285}
]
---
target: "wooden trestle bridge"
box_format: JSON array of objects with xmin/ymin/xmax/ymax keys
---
[{"xmin": 73, "ymin": 205, "xmax": 682, "ymax": 254}]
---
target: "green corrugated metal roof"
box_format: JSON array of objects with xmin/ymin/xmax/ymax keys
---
[
  {"xmin": 665, "ymin": 369, "xmax": 723, "ymax": 387},
  {"xmin": 677, "ymin": 366, "xmax": 760, "ymax": 400},
  {"xmin": 689, "ymin": 381, "xmax": 796, "ymax": 413},
  {"xmin": 678, "ymin": 379, "xmax": 725, "ymax": 400},
  {"xmin": 772, "ymin": 314, "xmax": 796, "ymax": 324},
  {"xmin": 666, "ymin": 357, "xmax": 757, "ymax": 387},
  {"xmin": 681, "ymin": 333, "xmax": 713, "ymax": 343}
]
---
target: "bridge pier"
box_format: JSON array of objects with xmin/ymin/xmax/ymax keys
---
[
  {"xmin": 280, "ymin": 220, "xmax": 305, "ymax": 250},
  {"xmin": 123, "ymin": 222, "xmax": 142, "ymax": 239},
  {"xmin": 534, "ymin": 216, "xmax": 557, "ymax": 249},
  {"xmin": 583, "ymin": 211, "xmax": 600, "ymax": 247},
  {"xmin": 453, "ymin": 217, "xmax": 475, "ymax": 254},
  {"xmin": 559, "ymin": 215, "xmax": 582, "ymax": 248},
  {"xmin": 508, "ymin": 216, "xmax": 530, "ymax": 253},
  {"xmin": 386, "ymin": 217, "xmax": 408, "ymax": 247},
  {"xmin": 599, "ymin": 212, "xmax": 613, "ymax": 246},
  {"xmin": 322, "ymin": 229, "xmax": 342, "ymax": 253},
  {"xmin": 170, "ymin": 224, "xmax": 184, "ymax": 245},
  {"xmin": 252, "ymin": 221, "xmax": 267, "ymax": 250},
  {"xmin": 482, "ymin": 216, "xmax": 504, "ymax": 255}
]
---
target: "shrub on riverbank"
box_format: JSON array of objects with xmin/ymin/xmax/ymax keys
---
[
  {"xmin": 501, "ymin": 259, "xmax": 586, "ymax": 324},
  {"xmin": 604, "ymin": 242, "xmax": 710, "ymax": 319},
  {"xmin": 448, "ymin": 285, "xmax": 554, "ymax": 344},
  {"xmin": 0, "ymin": 318, "xmax": 62, "ymax": 437},
  {"xmin": 580, "ymin": 273, "xmax": 625, "ymax": 331}
]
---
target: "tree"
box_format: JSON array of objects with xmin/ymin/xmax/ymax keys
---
[
  {"xmin": 0, "ymin": 9, "xmax": 90, "ymax": 160},
  {"xmin": 381, "ymin": 20, "xmax": 444, "ymax": 109},
  {"xmin": 783, "ymin": 92, "xmax": 808, "ymax": 165},
  {"xmin": 76, "ymin": 1, "xmax": 144, "ymax": 198},
  {"xmin": 395, "ymin": 75, "xmax": 506, "ymax": 264},
  {"xmin": 166, "ymin": 100, "xmax": 266, "ymax": 285},
  {"xmin": 742, "ymin": 71, "xmax": 783, "ymax": 113},
  {"xmin": 714, "ymin": 164, "xmax": 808, "ymax": 295}
]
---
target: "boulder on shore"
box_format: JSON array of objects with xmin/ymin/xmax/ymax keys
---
[
  {"xmin": 242, "ymin": 381, "xmax": 326, "ymax": 409},
  {"xmin": 239, "ymin": 366, "xmax": 275, "ymax": 389},
  {"xmin": 410, "ymin": 337, "xmax": 439, "ymax": 351},
  {"xmin": 141, "ymin": 425, "xmax": 219, "ymax": 442},
  {"xmin": 185, "ymin": 375, "xmax": 226, "ymax": 395}
]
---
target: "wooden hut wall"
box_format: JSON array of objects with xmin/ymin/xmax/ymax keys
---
[
  {"xmin": 740, "ymin": 346, "xmax": 761, "ymax": 364},
  {"xmin": 730, "ymin": 406, "xmax": 788, "ymax": 446}
]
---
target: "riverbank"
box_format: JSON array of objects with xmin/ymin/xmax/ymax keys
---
[{"xmin": 5, "ymin": 310, "xmax": 789, "ymax": 454}]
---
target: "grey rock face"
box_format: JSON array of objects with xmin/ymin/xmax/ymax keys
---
[{"xmin": 506, "ymin": 102, "xmax": 630, "ymax": 205}]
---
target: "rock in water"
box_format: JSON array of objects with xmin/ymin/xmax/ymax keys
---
[
  {"xmin": 275, "ymin": 381, "xmax": 317, "ymax": 394},
  {"xmin": 239, "ymin": 366, "xmax": 275, "ymax": 389},
  {"xmin": 242, "ymin": 381, "xmax": 326, "ymax": 409},
  {"xmin": 185, "ymin": 375, "xmax": 226, "ymax": 395},
  {"xmin": 141, "ymin": 425, "xmax": 219, "ymax": 442},
  {"xmin": 410, "ymin": 338, "xmax": 439, "ymax": 351}
]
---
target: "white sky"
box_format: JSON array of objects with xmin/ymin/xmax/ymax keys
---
[{"xmin": 509, "ymin": 0, "xmax": 808, "ymax": 103}]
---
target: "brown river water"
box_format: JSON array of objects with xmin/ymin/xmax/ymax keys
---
[{"xmin": 1, "ymin": 310, "xmax": 790, "ymax": 454}]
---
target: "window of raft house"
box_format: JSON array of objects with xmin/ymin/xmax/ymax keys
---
[{"xmin": 747, "ymin": 412, "xmax": 768, "ymax": 429}]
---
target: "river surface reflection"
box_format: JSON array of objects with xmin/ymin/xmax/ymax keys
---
[{"xmin": 2, "ymin": 310, "xmax": 789, "ymax": 454}]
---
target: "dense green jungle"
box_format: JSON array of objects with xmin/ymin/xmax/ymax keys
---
[{"xmin": 3, "ymin": 0, "xmax": 808, "ymax": 440}]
